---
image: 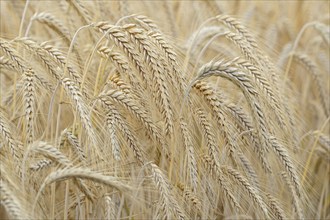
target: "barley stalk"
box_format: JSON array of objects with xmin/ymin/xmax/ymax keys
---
[
  {"xmin": 29, "ymin": 159, "xmax": 53, "ymax": 171},
  {"xmin": 123, "ymin": 24, "xmax": 174, "ymax": 135},
  {"xmin": 150, "ymin": 163, "xmax": 187, "ymax": 220},
  {"xmin": 0, "ymin": 180, "xmax": 29, "ymax": 219},
  {"xmin": 221, "ymin": 165, "xmax": 269, "ymax": 218},
  {"xmin": 99, "ymin": 89, "xmax": 163, "ymax": 146},
  {"xmin": 30, "ymin": 12, "xmax": 71, "ymax": 42},
  {"xmin": 0, "ymin": 110, "xmax": 22, "ymax": 166},
  {"xmin": 105, "ymin": 103, "xmax": 145, "ymax": 164},
  {"xmin": 202, "ymin": 155, "xmax": 241, "ymax": 212},
  {"xmin": 179, "ymin": 118, "xmax": 198, "ymax": 192},
  {"xmin": 23, "ymin": 68, "xmax": 35, "ymax": 144}
]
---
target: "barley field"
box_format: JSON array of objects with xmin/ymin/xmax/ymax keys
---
[{"xmin": 0, "ymin": 1, "xmax": 329, "ymax": 219}]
